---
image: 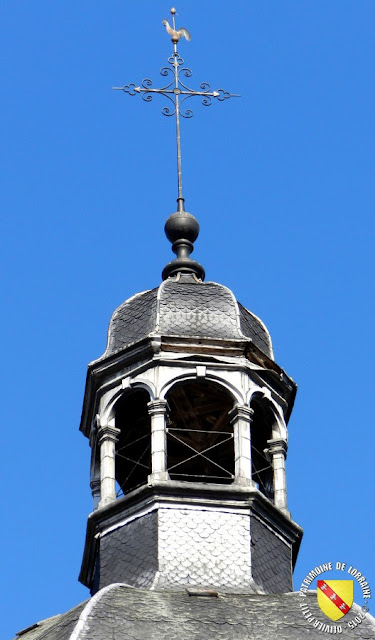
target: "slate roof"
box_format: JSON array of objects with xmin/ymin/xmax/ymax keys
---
[
  {"xmin": 14, "ymin": 586, "xmax": 375, "ymax": 640},
  {"xmin": 13, "ymin": 601, "xmax": 86, "ymax": 640},
  {"xmin": 101, "ymin": 274, "xmax": 273, "ymax": 360}
]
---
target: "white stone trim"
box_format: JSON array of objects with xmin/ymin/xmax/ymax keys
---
[
  {"xmin": 100, "ymin": 499, "xmax": 260, "ymax": 538},
  {"xmin": 100, "ymin": 503, "xmax": 159, "ymax": 537},
  {"xmin": 248, "ymin": 387, "xmax": 288, "ymax": 440},
  {"xmin": 98, "ymin": 376, "xmax": 155, "ymax": 426},
  {"xmin": 251, "ymin": 512, "xmax": 291, "ymax": 547},
  {"xmin": 69, "ymin": 583, "xmax": 131, "ymax": 640},
  {"xmin": 159, "ymin": 369, "xmax": 244, "ymax": 404},
  {"xmin": 155, "ymin": 277, "xmax": 170, "ymax": 331},
  {"xmin": 149, "ymin": 570, "xmax": 162, "ymax": 591}
]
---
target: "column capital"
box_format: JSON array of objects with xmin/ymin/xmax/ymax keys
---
[
  {"xmin": 147, "ymin": 399, "xmax": 168, "ymax": 416},
  {"xmin": 98, "ymin": 423, "xmax": 121, "ymax": 446},
  {"xmin": 267, "ymin": 438, "xmax": 288, "ymax": 458},
  {"xmin": 229, "ymin": 404, "xmax": 254, "ymax": 424}
]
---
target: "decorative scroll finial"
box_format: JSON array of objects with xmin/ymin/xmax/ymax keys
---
[{"xmin": 113, "ymin": 8, "xmax": 239, "ymax": 281}]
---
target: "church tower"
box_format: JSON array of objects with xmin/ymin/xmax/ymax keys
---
[
  {"xmin": 13, "ymin": 9, "xmax": 375, "ymax": 640},
  {"xmin": 79, "ymin": 264, "xmax": 302, "ymax": 595},
  {"xmin": 79, "ymin": 8, "xmax": 302, "ymax": 597}
]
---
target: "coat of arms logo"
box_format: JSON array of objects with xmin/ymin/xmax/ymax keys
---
[{"xmin": 317, "ymin": 580, "xmax": 354, "ymax": 621}]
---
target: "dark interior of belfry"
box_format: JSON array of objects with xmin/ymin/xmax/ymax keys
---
[
  {"xmin": 166, "ymin": 380, "xmax": 234, "ymax": 484},
  {"xmin": 115, "ymin": 388, "xmax": 152, "ymax": 495},
  {"xmin": 250, "ymin": 397, "xmax": 274, "ymax": 501},
  {"xmin": 114, "ymin": 381, "xmax": 275, "ymax": 500}
]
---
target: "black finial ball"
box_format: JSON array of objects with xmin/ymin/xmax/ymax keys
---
[{"xmin": 164, "ymin": 212, "xmax": 200, "ymax": 244}]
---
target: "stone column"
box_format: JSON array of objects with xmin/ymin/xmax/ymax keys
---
[
  {"xmin": 98, "ymin": 422, "xmax": 121, "ymax": 508},
  {"xmin": 229, "ymin": 405, "xmax": 254, "ymax": 486},
  {"xmin": 267, "ymin": 439, "xmax": 289, "ymax": 514},
  {"xmin": 148, "ymin": 399, "xmax": 169, "ymax": 481}
]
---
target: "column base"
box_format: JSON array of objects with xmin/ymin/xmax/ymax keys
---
[
  {"xmin": 148, "ymin": 471, "xmax": 170, "ymax": 483},
  {"xmin": 234, "ymin": 477, "xmax": 256, "ymax": 488},
  {"xmin": 98, "ymin": 496, "xmax": 117, "ymax": 509}
]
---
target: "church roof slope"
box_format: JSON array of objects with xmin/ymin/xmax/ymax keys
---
[
  {"xmin": 14, "ymin": 586, "xmax": 375, "ymax": 639},
  {"xmin": 13, "ymin": 601, "xmax": 87, "ymax": 640}
]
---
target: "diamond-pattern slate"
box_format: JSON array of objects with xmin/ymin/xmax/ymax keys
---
[
  {"xmin": 238, "ymin": 302, "xmax": 273, "ymax": 358},
  {"xmin": 89, "ymin": 505, "xmax": 296, "ymax": 597},
  {"xmin": 251, "ymin": 516, "xmax": 293, "ymax": 593},
  {"xmin": 101, "ymin": 274, "xmax": 273, "ymax": 359},
  {"xmin": 94, "ymin": 512, "xmax": 158, "ymax": 592},
  {"xmin": 158, "ymin": 276, "xmax": 240, "ymax": 339},
  {"xmin": 104, "ymin": 289, "xmax": 158, "ymax": 356}
]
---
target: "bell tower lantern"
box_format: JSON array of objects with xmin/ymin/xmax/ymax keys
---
[
  {"xmin": 79, "ymin": 7, "xmax": 302, "ymax": 597},
  {"xmin": 79, "ymin": 273, "xmax": 302, "ymax": 594}
]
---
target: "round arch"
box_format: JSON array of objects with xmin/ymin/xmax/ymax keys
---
[
  {"xmin": 164, "ymin": 377, "xmax": 236, "ymax": 484},
  {"xmin": 248, "ymin": 392, "xmax": 285, "ymax": 502},
  {"xmin": 248, "ymin": 389, "xmax": 287, "ymax": 440},
  {"xmin": 112, "ymin": 386, "xmax": 152, "ymax": 496},
  {"xmin": 99, "ymin": 380, "xmax": 154, "ymax": 425},
  {"xmin": 160, "ymin": 371, "xmax": 244, "ymax": 405}
]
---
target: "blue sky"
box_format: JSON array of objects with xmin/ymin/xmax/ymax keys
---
[{"xmin": 1, "ymin": 2, "xmax": 374, "ymax": 637}]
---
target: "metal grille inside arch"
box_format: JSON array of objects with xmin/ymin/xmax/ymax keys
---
[{"xmin": 165, "ymin": 379, "xmax": 235, "ymax": 483}]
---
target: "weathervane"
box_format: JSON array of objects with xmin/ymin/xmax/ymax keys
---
[{"xmin": 113, "ymin": 7, "xmax": 239, "ymax": 217}]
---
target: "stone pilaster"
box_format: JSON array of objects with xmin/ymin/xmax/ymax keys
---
[
  {"xmin": 267, "ymin": 438, "xmax": 289, "ymax": 515},
  {"xmin": 229, "ymin": 405, "xmax": 254, "ymax": 486},
  {"xmin": 148, "ymin": 399, "xmax": 169, "ymax": 481},
  {"xmin": 98, "ymin": 423, "xmax": 121, "ymax": 508}
]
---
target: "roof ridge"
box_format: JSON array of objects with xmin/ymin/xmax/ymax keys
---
[{"xmin": 68, "ymin": 583, "xmax": 128, "ymax": 640}]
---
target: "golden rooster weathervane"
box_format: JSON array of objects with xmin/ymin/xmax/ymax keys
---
[
  {"xmin": 162, "ymin": 8, "xmax": 191, "ymax": 42},
  {"xmin": 113, "ymin": 7, "xmax": 239, "ymax": 215}
]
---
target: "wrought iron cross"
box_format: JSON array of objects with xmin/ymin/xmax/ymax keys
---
[{"xmin": 113, "ymin": 7, "xmax": 239, "ymax": 213}]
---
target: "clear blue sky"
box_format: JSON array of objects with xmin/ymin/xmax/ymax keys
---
[{"xmin": 1, "ymin": 2, "xmax": 374, "ymax": 637}]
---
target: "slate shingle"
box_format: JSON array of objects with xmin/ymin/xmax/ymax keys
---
[
  {"xmin": 14, "ymin": 587, "xmax": 375, "ymax": 640},
  {"xmin": 102, "ymin": 274, "xmax": 273, "ymax": 360},
  {"xmin": 13, "ymin": 602, "xmax": 86, "ymax": 640}
]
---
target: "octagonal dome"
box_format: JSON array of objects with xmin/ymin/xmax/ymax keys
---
[{"xmin": 100, "ymin": 274, "xmax": 273, "ymax": 360}]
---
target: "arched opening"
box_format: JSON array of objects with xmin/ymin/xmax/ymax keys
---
[
  {"xmin": 114, "ymin": 388, "xmax": 151, "ymax": 495},
  {"xmin": 250, "ymin": 397, "xmax": 275, "ymax": 501},
  {"xmin": 165, "ymin": 379, "xmax": 234, "ymax": 483}
]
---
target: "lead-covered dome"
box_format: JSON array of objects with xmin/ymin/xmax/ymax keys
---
[{"xmin": 100, "ymin": 274, "xmax": 273, "ymax": 360}]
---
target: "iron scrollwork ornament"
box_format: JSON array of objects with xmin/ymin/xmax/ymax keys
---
[{"xmin": 113, "ymin": 7, "xmax": 239, "ymax": 210}]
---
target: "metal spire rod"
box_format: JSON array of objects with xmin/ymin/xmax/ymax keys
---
[
  {"xmin": 170, "ymin": 9, "xmax": 184, "ymax": 212},
  {"xmin": 113, "ymin": 7, "xmax": 239, "ymax": 214}
]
